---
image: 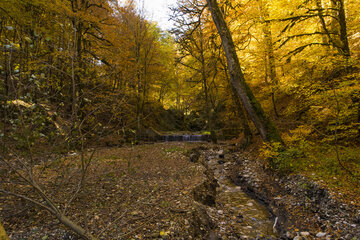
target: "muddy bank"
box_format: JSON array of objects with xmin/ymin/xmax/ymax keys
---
[{"xmin": 226, "ymin": 151, "xmax": 360, "ymax": 239}]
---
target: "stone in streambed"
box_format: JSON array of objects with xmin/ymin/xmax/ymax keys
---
[
  {"xmin": 218, "ymin": 160, "xmax": 225, "ymax": 164},
  {"xmin": 192, "ymin": 169, "xmax": 218, "ymax": 207},
  {"xmin": 300, "ymin": 232, "xmax": 310, "ymax": 237},
  {"xmin": 190, "ymin": 203, "xmax": 216, "ymax": 238},
  {"xmin": 190, "ymin": 152, "xmax": 200, "ymax": 162},
  {"xmin": 316, "ymin": 232, "xmax": 327, "ymax": 238}
]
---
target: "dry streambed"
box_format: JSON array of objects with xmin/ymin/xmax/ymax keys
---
[
  {"xmin": 2, "ymin": 142, "xmax": 282, "ymax": 239},
  {"xmin": 10, "ymin": 141, "xmax": 354, "ymax": 240},
  {"xmin": 188, "ymin": 146, "xmax": 278, "ymax": 239}
]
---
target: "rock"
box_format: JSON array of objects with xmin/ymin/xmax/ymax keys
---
[
  {"xmin": 207, "ymin": 231, "xmax": 221, "ymax": 240},
  {"xmin": 192, "ymin": 169, "xmax": 218, "ymax": 207},
  {"xmin": 293, "ymin": 236, "xmax": 303, "ymax": 240},
  {"xmin": 217, "ymin": 160, "xmax": 225, "ymax": 164},
  {"xmin": 190, "ymin": 203, "xmax": 215, "ymax": 238},
  {"xmin": 151, "ymin": 232, "xmax": 160, "ymax": 238},
  {"xmin": 217, "ymin": 210, "xmax": 224, "ymax": 215},
  {"xmin": 354, "ymin": 213, "xmax": 360, "ymax": 224},
  {"xmin": 300, "ymin": 232, "xmax": 310, "ymax": 237},
  {"xmin": 130, "ymin": 210, "xmax": 143, "ymax": 216},
  {"xmin": 316, "ymin": 232, "xmax": 327, "ymax": 238},
  {"xmin": 246, "ymin": 202, "xmax": 254, "ymax": 207},
  {"xmin": 286, "ymin": 231, "xmax": 295, "ymax": 238},
  {"xmin": 190, "ymin": 152, "xmax": 200, "ymax": 162}
]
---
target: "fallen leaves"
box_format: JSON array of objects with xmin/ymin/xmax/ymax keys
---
[{"xmin": 1, "ymin": 142, "xmax": 205, "ymax": 239}]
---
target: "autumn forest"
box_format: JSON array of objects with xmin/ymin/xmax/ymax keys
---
[{"xmin": 1, "ymin": 0, "xmax": 360, "ymax": 239}]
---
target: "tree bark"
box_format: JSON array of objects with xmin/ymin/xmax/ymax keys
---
[
  {"xmin": 206, "ymin": 0, "xmax": 283, "ymax": 143},
  {"xmin": 337, "ymin": 0, "xmax": 350, "ymax": 56},
  {"xmin": 316, "ymin": 0, "xmax": 333, "ymax": 46},
  {"xmin": 231, "ymin": 86, "xmax": 252, "ymax": 147},
  {"xmin": 57, "ymin": 214, "xmax": 97, "ymax": 240},
  {"xmin": 330, "ymin": 0, "xmax": 351, "ymax": 56},
  {"xmin": 259, "ymin": 0, "xmax": 279, "ymax": 118},
  {"xmin": 220, "ymin": 56, "xmax": 252, "ymax": 146}
]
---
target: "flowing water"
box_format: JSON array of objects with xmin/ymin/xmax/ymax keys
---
[
  {"xmin": 207, "ymin": 153, "xmax": 278, "ymax": 239},
  {"xmin": 160, "ymin": 134, "xmax": 209, "ymax": 142}
]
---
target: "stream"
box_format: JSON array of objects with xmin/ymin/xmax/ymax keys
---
[
  {"xmin": 206, "ymin": 151, "xmax": 278, "ymax": 239},
  {"xmin": 160, "ymin": 134, "xmax": 210, "ymax": 142}
]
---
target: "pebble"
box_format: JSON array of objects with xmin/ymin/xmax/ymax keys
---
[
  {"xmin": 217, "ymin": 210, "xmax": 224, "ymax": 214},
  {"xmin": 286, "ymin": 232, "xmax": 295, "ymax": 238},
  {"xmin": 300, "ymin": 232, "xmax": 310, "ymax": 237},
  {"xmin": 316, "ymin": 232, "xmax": 327, "ymax": 237},
  {"xmin": 293, "ymin": 236, "xmax": 302, "ymax": 240}
]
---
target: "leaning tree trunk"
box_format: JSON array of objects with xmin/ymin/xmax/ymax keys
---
[{"xmin": 206, "ymin": 0, "xmax": 283, "ymax": 143}]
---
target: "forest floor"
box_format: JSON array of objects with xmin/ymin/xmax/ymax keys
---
[{"xmin": 1, "ymin": 141, "xmax": 360, "ymax": 239}]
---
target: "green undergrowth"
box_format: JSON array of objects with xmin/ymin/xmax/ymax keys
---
[{"xmin": 261, "ymin": 141, "xmax": 360, "ymax": 201}]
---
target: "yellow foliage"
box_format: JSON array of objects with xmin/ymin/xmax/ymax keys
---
[
  {"xmin": 259, "ymin": 141, "xmax": 282, "ymax": 159},
  {"xmin": 283, "ymin": 125, "xmax": 312, "ymax": 144},
  {"xmin": 0, "ymin": 221, "xmax": 9, "ymax": 240}
]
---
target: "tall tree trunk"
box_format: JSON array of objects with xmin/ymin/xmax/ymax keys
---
[
  {"xmin": 231, "ymin": 86, "xmax": 252, "ymax": 147},
  {"xmin": 330, "ymin": 0, "xmax": 351, "ymax": 56},
  {"xmin": 337, "ymin": 0, "xmax": 350, "ymax": 57},
  {"xmin": 220, "ymin": 57, "xmax": 252, "ymax": 146},
  {"xmin": 206, "ymin": 0, "xmax": 283, "ymax": 143},
  {"xmin": 71, "ymin": 25, "xmax": 78, "ymax": 121},
  {"xmin": 316, "ymin": 0, "xmax": 333, "ymax": 47},
  {"xmin": 259, "ymin": 0, "xmax": 279, "ymax": 118},
  {"xmin": 199, "ymin": 26, "xmax": 217, "ymax": 143}
]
